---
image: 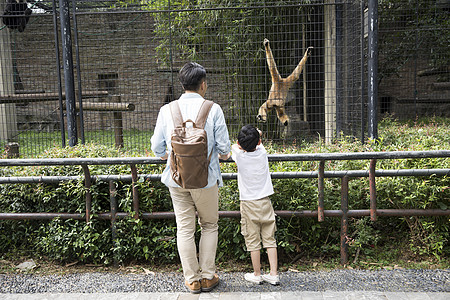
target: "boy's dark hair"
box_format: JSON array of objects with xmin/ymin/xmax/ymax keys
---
[
  {"xmin": 178, "ymin": 62, "xmax": 206, "ymax": 92},
  {"xmin": 238, "ymin": 125, "xmax": 260, "ymax": 152}
]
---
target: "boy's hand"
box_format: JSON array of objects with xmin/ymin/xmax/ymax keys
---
[
  {"xmin": 232, "ymin": 143, "xmax": 242, "ymax": 151},
  {"xmin": 257, "ymin": 128, "xmax": 262, "ymax": 137}
]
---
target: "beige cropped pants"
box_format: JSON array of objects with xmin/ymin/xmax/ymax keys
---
[{"xmin": 169, "ymin": 184, "xmax": 219, "ymax": 284}]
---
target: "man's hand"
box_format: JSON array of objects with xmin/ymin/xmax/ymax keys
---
[
  {"xmin": 219, "ymin": 153, "xmax": 231, "ymax": 160},
  {"xmin": 160, "ymin": 153, "xmax": 168, "ymax": 160}
]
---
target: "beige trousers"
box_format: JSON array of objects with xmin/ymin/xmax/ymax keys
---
[{"xmin": 169, "ymin": 184, "xmax": 219, "ymax": 284}]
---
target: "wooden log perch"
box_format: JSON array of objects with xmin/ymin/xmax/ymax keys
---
[
  {"xmin": 74, "ymin": 102, "xmax": 135, "ymax": 112},
  {"xmin": 417, "ymin": 66, "xmax": 450, "ymax": 77},
  {"xmin": 0, "ymin": 91, "xmax": 110, "ymax": 104},
  {"xmin": 432, "ymin": 82, "xmax": 450, "ymax": 90}
]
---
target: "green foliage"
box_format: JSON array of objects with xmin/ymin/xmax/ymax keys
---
[
  {"xmin": 0, "ymin": 117, "xmax": 449, "ymax": 265},
  {"xmin": 112, "ymin": 218, "xmax": 178, "ymax": 263},
  {"xmin": 128, "ymin": 0, "xmax": 305, "ymax": 65},
  {"xmin": 347, "ymin": 218, "xmax": 381, "ymax": 257},
  {"xmin": 36, "ymin": 219, "xmax": 113, "ymax": 264}
]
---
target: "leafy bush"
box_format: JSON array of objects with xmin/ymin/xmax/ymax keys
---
[{"xmin": 0, "ymin": 118, "xmax": 448, "ymax": 266}]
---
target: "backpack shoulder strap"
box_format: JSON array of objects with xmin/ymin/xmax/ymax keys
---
[
  {"xmin": 195, "ymin": 100, "xmax": 214, "ymax": 129},
  {"xmin": 169, "ymin": 100, "xmax": 183, "ymax": 127}
]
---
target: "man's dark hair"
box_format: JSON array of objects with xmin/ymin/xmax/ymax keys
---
[
  {"xmin": 178, "ymin": 62, "xmax": 206, "ymax": 92},
  {"xmin": 238, "ymin": 125, "xmax": 260, "ymax": 152}
]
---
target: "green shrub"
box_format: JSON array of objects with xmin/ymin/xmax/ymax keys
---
[{"xmin": 0, "ymin": 118, "xmax": 448, "ymax": 265}]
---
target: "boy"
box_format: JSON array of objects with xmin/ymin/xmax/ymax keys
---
[{"xmin": 230, "ymin": 124, "xmax": 279, "ymax": 285}]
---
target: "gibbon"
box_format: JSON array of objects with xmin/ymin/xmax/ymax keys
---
[
  {"xmin": 2, "ymin": 0, "xmax": 31, "ymax": 32},
  {"xmin": 257, "ymin": 38, "xmax": 313, "ymax": 126}
]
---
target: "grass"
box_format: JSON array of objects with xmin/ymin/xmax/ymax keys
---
[
  {"xmin": 13, "ymin": 116, "xmax": 450, "ymax": 158},
  {"xmin": 16, "ymin": 129, "xmax": 153, "ymax": 158}
]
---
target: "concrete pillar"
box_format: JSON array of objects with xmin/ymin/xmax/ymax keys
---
[
  {"xmin": 324, "ymin": 1, "xmax": 337, "ymax": 143},
  {"xmin": 0, "ymin": 11, "xmax": 18, "ymax": 143}
]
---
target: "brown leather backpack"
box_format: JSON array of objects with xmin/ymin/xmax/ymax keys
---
[{"xmin": 169, "ymin": 100, "xmax": 214, "ymax": 189}]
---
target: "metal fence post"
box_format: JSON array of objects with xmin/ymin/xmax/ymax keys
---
[
  {"xmin": 109, "ymin": 180, "xmax": 118, "ymax": 266},
  {"xmin": 318, "ymin": 160, "xmax": 325, "ymax": 222},
  {"xmin": 368, "ymin": 0, "xmax": 379, "ymax": 141},
  {"xmin": 52, "ymin": 0, "xmax": 66, "ymax": 148},
  {"xmin": 109, "ymin": 180, "xmax": 118, "ymax": 239},
  {"xmin": 59, "ymin": 0, "xmax": 77, "ymax": 146},
  {"xmin": 130, "ymin": 164, "xmax": 140, "ymax": 219},
  {"xmin": 81, "ymin": 165, "xmax": 92, "ymax": 223},
  {"xmin": 340, "ymin": 175, "xmax": 349, "ymax": 265},
  {"xmin": 369, "ymin": 159, "xmax": 377, "ymax": 221},
  {"xmin": 71, "ymin": 0, "xmax": 85, "ymax": 145}
]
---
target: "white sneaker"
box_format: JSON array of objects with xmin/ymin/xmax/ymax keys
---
[
  {"xmin": 261, "ymin": 274, "xmax": 280, "ymax": 285},
  {"xmin": 244, "ymin": 273, "xmax": 262, "ymax": 284}
]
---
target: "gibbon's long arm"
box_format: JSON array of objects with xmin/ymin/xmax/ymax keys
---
[{"xmin": 257, "ymin": 38, "xmax": 313, "ymax": 126}]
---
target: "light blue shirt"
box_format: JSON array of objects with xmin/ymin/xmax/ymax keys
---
[{"xmin": 151, "ymin": 93, "xmax": 231, "ymax": 188}]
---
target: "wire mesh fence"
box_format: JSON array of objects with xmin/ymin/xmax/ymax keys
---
[
  {"xmin": 0, "ymin": 0, "xmax": 448, "ymax": 157},
  {"xmin": 377, "ymin": 0, "xmax": 449, "ymax": 120}
]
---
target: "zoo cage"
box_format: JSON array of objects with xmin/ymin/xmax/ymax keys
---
[
  {"xmin": 0, "ymin": 0, "xmax": 447, "ymax": 157},
  {"xmin": 377, "ymin": 0, "xmax": 449, "ymax": 120}
]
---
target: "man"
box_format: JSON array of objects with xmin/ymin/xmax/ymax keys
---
[{"xmin": 151, "ymin": 62, "xmax": 231, "ymax": 294}]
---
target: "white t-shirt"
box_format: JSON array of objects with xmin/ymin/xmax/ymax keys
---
[{"xmin": 231, "ymin": 144, "xmax": 274, "ymax": 201}]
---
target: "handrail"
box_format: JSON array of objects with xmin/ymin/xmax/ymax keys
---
[
  {"xmin": 0, "ymin": 150, "xmax": 449, "ymax": 264},
  {"xmin": 0, "ymin": 150, "xmax": 448, "ymax": 166},
  {"xmin": 0, "ymin": 169, "xmax": 449, "ymax": 184}
]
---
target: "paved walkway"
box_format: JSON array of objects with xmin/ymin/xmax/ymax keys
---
[
  {"xmin": 1, "ymin": 292, "xmax": 450, "ymax": 299},
  {"xmin": 2, "ymin": 269, "xmax": 449, "ymax": 299}
]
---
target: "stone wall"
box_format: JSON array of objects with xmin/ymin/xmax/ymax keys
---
[
  {"xmin": 11, "ymin": 12, "xmax": 239, "ymax": 136},
  {"xmin": 379, "ymin": 59, "xmax": 450, "ymax": 119},
  {"xmin": 12, "ymin": 13, "xmax": 173, "ymax": 132}
]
